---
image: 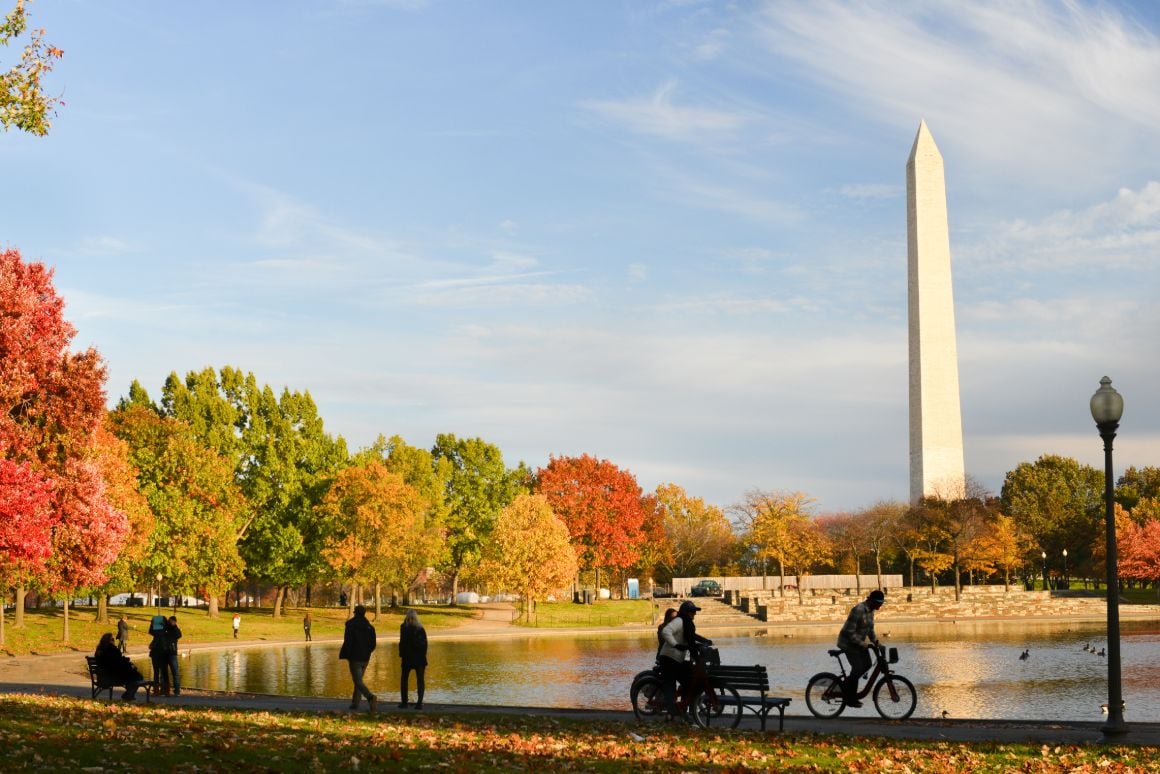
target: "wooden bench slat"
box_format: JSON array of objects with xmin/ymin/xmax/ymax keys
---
[{"xmin": 700, "ymin": 663, "xmax": 791, "ymax": 731}]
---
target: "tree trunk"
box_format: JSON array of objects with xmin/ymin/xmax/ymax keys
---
[
  {"xmin": 778, "ymin": 562, "xmax": 786, "ymax": 598},
  {"xmin": 15, "ymin": 586, "xmax": 26, "ymax": 628},
  {"xmin": 953, "ymin": 559, "xmax": 962, "ymax": 601},
  {"xmin": 96, "ymin": 593, "xmax": 109, "ymax": 624},
  {"xmin": 875, "ymin": 552, "xmax": 883, "ymax": 592},
  {"xmin": 62, "ymin": 597, "xmax": 70, "ymax": 643},
  {"xmin": 853, "ymin": 553, "xmax": 862, "ymax": 595},
  {"xmin": 273, "ymin": 586, "xmax": 286, "ymax": 618},
  {"xmin": 907, "ymin": 557, "xmax": 915, "ymax": 590},
  {"xmin": 374, "ymin": 583, "xmax": 382, "ymax": 618},
  {"xmin": 929, "ymin": 570, "xmax": 936, "ymax": 594},
  {"xmin": 207, "ymin": 594, "xmax": 220, "ymax": 617},
  {"xmin": 451, "ymin": 571, "xmax": 460, "ymax": 604}
]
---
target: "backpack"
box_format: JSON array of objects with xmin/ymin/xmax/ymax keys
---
[{"xmin": 148, "ymin": 615, "xmax": 166, "ymax": 636}]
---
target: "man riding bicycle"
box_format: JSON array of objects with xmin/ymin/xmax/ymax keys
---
[
  {"xmin": 836, "ymin": 589, "xmax": 885, "ymax": 708},
  {"xmin": 657, "ymin": 600, "xmax": 713, "ymax": 717}
]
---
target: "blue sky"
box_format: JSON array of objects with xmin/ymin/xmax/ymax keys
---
[{"xmin": 3, "ymin": 0, "xmax": 1158, "ymax": 512}]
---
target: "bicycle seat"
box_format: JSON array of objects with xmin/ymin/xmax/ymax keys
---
[{"xmin": 827, "ymin": 649, "xmax": 843, "ymax": 657}]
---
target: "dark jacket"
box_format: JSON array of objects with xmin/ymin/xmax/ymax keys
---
[
  {"xmin": 96, "ymin": 641, "xmax": 141, "ymax": 682},
  {"xmin": 116, "ymin": 619, "xmax": 129, "ymax": 642},
  {"xmin": 339, "ymin": 615, "xmax": 377, "ymax": 662},
  {"xmin": 399, "ymin": 623, "xmax": 428, "ymax": 667},
  {"xmin": 164, "ymin": 621, "xmax": 182, "ymax": 655}
]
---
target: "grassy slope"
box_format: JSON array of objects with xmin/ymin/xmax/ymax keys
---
[{"xmin": 0, "ymin": 694, "xmax": 1154, "ymax": 773}]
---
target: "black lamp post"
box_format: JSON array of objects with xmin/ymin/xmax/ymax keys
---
[
  {"xmin": 155, "ymin": 573, "xmax": 163, "ymax": 612},
  {"xmin": 1041, "ymin": 551, "xmax": 1048, "ymax": 591},
  {"xmin": 1091, "ymin": 375, "xmax": 1127, "ymax": 737},
  {"xmin": 1062, "ymin": 549, "xmax": 1069, "ymax": 589}
]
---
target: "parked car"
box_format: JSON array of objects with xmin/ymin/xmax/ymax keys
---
[{"xmin": 690, "ymin": 579, "xmax": 723, "ymax": 597}]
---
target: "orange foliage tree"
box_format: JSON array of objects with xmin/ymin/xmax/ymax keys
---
[
  {"xmin": 535, "ymin": 454, "xmax": 645, "ymax": 594},
  {"xmin": 480, "ymin": 493, "xmax": 577, "ymax": 621}
]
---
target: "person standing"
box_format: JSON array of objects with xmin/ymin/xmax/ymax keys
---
[
  {"xmin": 148, "ymin": 621, "xmax": 170, "ymax": 695},
  {"xmin": 232, "ymin": 612, "xmax": 240, "ymax": 639},
  {"xmin": 116, "ymin": 615, "xmax": 130, "ymax": 654},
  {"xmin": 836, "ymin": 589, "xmax": 885, "ymax": 708},
  {"xmin": 339, "ymin": 604, "xmax": 378, "ymax": 712},
  {"xmin": 398, "ymin": 609, "xmax": 428, "ymax": 709},
  {"xmin": 303, "ymin": 611, "xmax": 312, "ymax": 642},
  {"xmin": 163, "ymin": 615, "xmax": 183, "ymax": 696}
]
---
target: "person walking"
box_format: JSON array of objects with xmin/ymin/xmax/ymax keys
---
[
  {"xmin": 339, "ymin": 604, "xmax": 378, "ymax": 712},
  {"xmin": 115, "ymin": 615, "xmax": 130, "ymax": 654},
  {"xmin": 303, "ymin": 611, "xmax": 312, "ymax": 642},
  {"xmin": 163, "ymin": 615, "xmax": 183, "ymax": 696},
  {"xmin": 232, "ymin": 612, "xmax": 240, "ymax": 639},
  {"xmin": 398, "ymin": 609, "xmax": 428, "ymax": 709},
  {"xmin": 836, "ymin": 589, "xmax": 885, "ymax": 708}
]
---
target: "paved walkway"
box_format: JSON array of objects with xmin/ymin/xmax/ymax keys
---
[{"xmin": 2, "ymin": 607, "xmax": 1157, "ymax": 748}]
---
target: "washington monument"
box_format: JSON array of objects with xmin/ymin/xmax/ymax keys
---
[{"xmin": 906, "ymin": 121, "xmax": 965, "ymax": 503}]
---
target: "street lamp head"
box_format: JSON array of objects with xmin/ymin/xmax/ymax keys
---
[
  {"xmin": 1090, "ymin": 376, "xmax": 1124, "ymax": 427},
  {"xmin": 1041, "ymin": 551, "xmax": 1047, "ymax": 560},
  {"xmin": 156, "ymin": 573, "xmax": 163, "ymax": 582},
  {"xmin": 1063, "ymin": 549, "xmax": 1068, "ymax": 558}
]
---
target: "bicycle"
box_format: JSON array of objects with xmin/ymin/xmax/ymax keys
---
[
  {"xmin": 805, "ymin": 644, "xmax": 917, "ymax": 720},
  {"xmin": 630, "ymin": 645, "xmax": 744, "ymax": 729}
]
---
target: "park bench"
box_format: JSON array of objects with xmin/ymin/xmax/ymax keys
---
[
  {"xmin": 705, "ymin": 664, "xmax": 792, "ymax": 731},
  {"xmin": 85, "ymin": 656, "xmax": 155, "ymax": 703}
]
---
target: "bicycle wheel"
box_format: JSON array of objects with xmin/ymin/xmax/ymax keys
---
[
  {"xmin": 691, "ymin": 685, "xmax": 742, "ymax": 729},
  {"xmin": 872, "ymin": 674, "xmax": 916, "ymax": 720},
  {"xmin": 805, "ymin": 672, "xmax": 846, "ymax": 718},
  {"xmin": 631, "ymin": 675, "xmax": 668, "ymax": 723}
]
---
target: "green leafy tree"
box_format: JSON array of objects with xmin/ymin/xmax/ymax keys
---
[
  {"xmin": 1001, "ymin": 455, "xmax": 1103, "ymax": 580},
  {"xmin": 432, "ymin": 434, "xmax": 524, "ymax": 600},
  {"xmin": 158, "ymin": 367, "xmax": 348, "ymax": 616},
  {"xmin": 1117, "ymin": 467, "xmax": 1160, "ymax": 512},
  {"xmin": 1, "ymin": 0, "xmax": 63, "ymax": 135},
  {"xmin": 109, "ymin": 405, "xmax": 247, "ymax": 617}
]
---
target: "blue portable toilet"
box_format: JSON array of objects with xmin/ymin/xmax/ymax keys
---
[{"xmin": 627, "ymin": 578, "xmax": 639, "ymax": 600}]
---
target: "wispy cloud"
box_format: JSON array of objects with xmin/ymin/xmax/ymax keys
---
[
  {"xmin": 580, "ymin": 80, "xmax": 746, "ymax": 141},
  {"xmin": 753, "ymin": 1, "xmax": 1160, "ymax": 190},
  {"xmin": 836, "ymin": 183, "xmax": 901, "ymax": 201}
]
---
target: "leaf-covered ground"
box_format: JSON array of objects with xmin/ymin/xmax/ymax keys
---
[{"xmin": 0, "ymin": 695, "xmax": 1156, "ymax": 772}]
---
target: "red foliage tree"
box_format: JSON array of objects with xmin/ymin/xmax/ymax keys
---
[
  {"xmin": 535, "ymin": 454, "xmax": 645, "ymax": 587},
  {"xmin": 0, "ymin": 248, "xmax": 124, "ymax": 638},
  {"xmin": 0, "ymin": 458, "xmax": 56, "ymax": 645},
  {"xmin": 1119, "ymin": 518, "xmax": 1160, "ymax": 586}
]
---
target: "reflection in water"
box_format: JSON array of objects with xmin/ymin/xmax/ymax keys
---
[{"xmin": 183, "ymin": 620, "xmax": 1160, "ymax": 723}]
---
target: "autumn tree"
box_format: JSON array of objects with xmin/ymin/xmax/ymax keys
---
[
  {"xmin": 0, "ymin": 458, "xmax": 53, "ymax": 645},
  {"xmin": 818, "ymin": 512, "xmax": 868, "ymax": 594},
  {"xmin": 480, "ymin": 493, "xmax": 577, "ymax": 621},
  {"xmin": 1, "ymin": 0, "xmax": 63, "ymax": 135},
  {"xmin": 432, "ymin": 434, "xmax": 524, "ymax": 600},
  {"xmin": 1118, "ymin": 518, "xmax": 1160, "ymax": 595},
  {"xmin": 861, "ymin": 501, "xmax": 906, "ymax": 590},
  {"xmin": 975, "ymin": 512, "xmax": 1034, "ymax": 591},
  {"xmin": 109, "ymin": 405, "xmax": 247, "ymax": 617},
  {"xmin": 734, "ymin": 489, "xmax": 830, "ymax": 602},
  {"xmin": 632, "ymin": 493, "xmax": 669, "ymax": 588},
  {"xmin": 90, "ymin": 421, "xmax": 154, "ymax": 623},
  {"xmin": 1, "ymin": 248, "xmax": 125, "ymax": 640},
  {"xmin": 917, "ymin": 478, "xmax": 995, "ymax": 600},
  {"xmin": 1117, "ymin": 467, "xmax": 1160, "ymax": 512},
  {"xmin": 316, "ymin": 461, "xmax": 440, "ymax": 615},
  {"xmin": 653, "ymin": 483, "xmax": 735, "ymax": 580},
  {"xmin": 536, "ymin": 454, "xmax": 645, "ymax": 593}
]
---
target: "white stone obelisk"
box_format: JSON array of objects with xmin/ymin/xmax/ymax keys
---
[{"xmin": 907, "ymin": 121, "xmax": 965, "ymax": 503}]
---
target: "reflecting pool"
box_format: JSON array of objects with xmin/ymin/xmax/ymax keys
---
[{"xmin": 181, "ymin": 619, "xmax": 1160, "ymax": 723}]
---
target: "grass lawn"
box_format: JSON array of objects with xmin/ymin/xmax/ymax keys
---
[
  {"xmin": 0, "ymin": 694, "xmax": 1154, "ymax": 772},
  {"xmin": 515, "ymin": 599, "xmax": 655, "ymax": 628},
  {"xmin": 0, "ymin": 604, "xmax": 476, "ymax": 657}
]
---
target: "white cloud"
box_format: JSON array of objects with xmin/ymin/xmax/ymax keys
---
[
  {"xmin": 694, "ymin": 28, "xmax": 731, "ymax": 61},
  {"xmin": 753, "ymin": 1, "xmax": 1160, "ymax": 190},
  {"xmin": 580, "ymin": 80, "xmax": 746, "ymax": 141},
  {"xmin": 837, "ymin": 183, "xmax": 901, "ymax": 201}
]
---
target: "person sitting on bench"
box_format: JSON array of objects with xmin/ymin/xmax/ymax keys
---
[{"xmin": 94, "ymin": 632, "xmax": 147, "ymax": 701}]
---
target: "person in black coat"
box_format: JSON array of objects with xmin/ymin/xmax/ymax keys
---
[
  {"xmin": 163, "ymin": 616, "xmax": 182, "ymax": 696},
  {"xmin": 339, "ymin": 604, "xmax": 378, "ymax": 712},
  {"xmin": 95, "ymin": 633, "xmax": 145, "ymax": 701},
  {"xmin": 398, "ymin": 609, "xmax": 428, "ymax": 709}
]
